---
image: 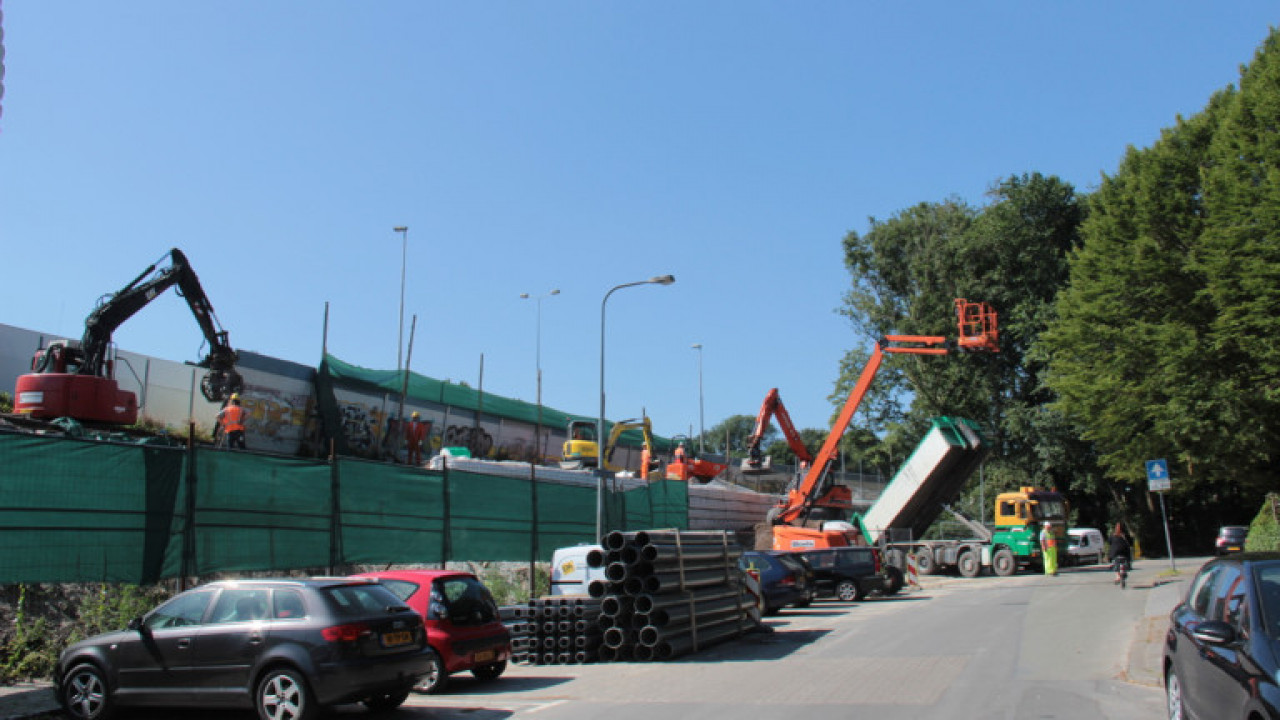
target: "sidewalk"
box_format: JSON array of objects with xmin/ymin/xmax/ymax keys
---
[{"xmin": 1123, "ymin": 559, "xmax": 1195, "ymax": 688}]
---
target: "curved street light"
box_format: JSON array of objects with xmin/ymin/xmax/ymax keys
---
[{"xmin": 598, "ymin": 274, "xmax": 675, "ymax": 539}]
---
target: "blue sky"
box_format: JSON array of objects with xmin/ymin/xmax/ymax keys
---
[{"xmin": 1, "ymin": 3, "xmax": 1275, "ymax": 439}]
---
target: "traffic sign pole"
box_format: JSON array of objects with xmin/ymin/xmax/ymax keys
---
[{"xmin": 1147, "ymin": 458, "xmax": 1177, "ymax": 572}]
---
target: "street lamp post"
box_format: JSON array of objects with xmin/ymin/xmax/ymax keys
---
[
  {"xmin": 520, "ymin": 289, "xmax": 560, "ymax": 461},
  {"xmin": 691, "ymin": 343, "xmax": 704, "ymax": 453},
  {"xmin": 393, "ymin": 226, "xmax": 409, "ymax": 372},
  {"xmin": 597, "ymin": 274, "xmax": 676, "ymax": 539}
]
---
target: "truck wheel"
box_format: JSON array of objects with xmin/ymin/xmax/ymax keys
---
[
  {"xmin": 957, "ymin": 550, "xmax": 981, "ymax": 578},
  {"xmin": 914, "ymin": 547, "xmax": 936, "ymax": 575},
  {"xmin": 992, "ymin": 548, "xmax": 1016, "ymax": 577},
  {"xmin": 881, "ymin": 566, "xmax": 904, "ymax": 596},
  {"xmin": 835, "ymin": 579, "xmax": 863, "ymax": 602}
]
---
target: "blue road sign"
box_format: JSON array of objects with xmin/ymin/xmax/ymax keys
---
[{"xmin": 1146, "ymin": 459, "xmax": 1171, "ymax": 492}]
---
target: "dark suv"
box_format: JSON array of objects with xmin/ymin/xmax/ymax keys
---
[
  {"xmin": 798, "ymin": 547, "xmax": 888, "ymax": 602},
  {"xmin": 54, "ymin": 578, "xmax": 433, "ymax": 720}
]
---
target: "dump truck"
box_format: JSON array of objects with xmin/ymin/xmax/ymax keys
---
[{"xmin": 855, "ymin": 416, "xmax": 1068, "ymax": 577}]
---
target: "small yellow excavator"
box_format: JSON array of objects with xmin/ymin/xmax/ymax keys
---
[{"xmin": 561, "ymin": 418, "xmax": 660, "ymax": 475}]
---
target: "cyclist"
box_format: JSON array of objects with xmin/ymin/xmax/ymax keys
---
[{"xmin": 1109, "ymin": 523, "xmax": 1132, "ymax": 586}]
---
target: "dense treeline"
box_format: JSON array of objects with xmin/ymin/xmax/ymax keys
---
[{"xmin": 828, "ymin": 28, "xmax": 1280, "ymax": 554}]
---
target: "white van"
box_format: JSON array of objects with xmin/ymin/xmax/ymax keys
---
[
  {"xmin": 549, "ymin": 544, "xmax": 607, "ymax": 596},
  {"xmin": 1067, "ymin": 528, "xmax": 1105, "ymax": 565}
]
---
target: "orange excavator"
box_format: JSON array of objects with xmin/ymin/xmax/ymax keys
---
[
  {"xmin": 769, "ymin": 299, "xmax": 999, "ymax": 551},
  {"xmin": 743, "ymin": 388, "xmax": 813, "ymax": 473}
]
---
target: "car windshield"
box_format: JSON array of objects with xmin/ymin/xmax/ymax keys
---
[{"xmin": 1221, "ymin": 527, "xmax": 1247, "ymax": 539}]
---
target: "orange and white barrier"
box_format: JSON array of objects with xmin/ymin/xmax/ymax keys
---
[{"xmin": 905, "ymin": 553, "xmax": 921, "ymax": 588}]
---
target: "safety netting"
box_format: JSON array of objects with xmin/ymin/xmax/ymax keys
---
[{"xmin": 0, "ymin": 431, "xmax": 689, "ymax": 583}]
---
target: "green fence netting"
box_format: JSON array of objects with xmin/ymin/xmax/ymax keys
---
[
  {"xmin": 0, "ymin": 433, "xmax": 184, "ymax": 584},
  {"xmin": 0, "ymin": 432, "xmax": 689, "ymax": 583}
]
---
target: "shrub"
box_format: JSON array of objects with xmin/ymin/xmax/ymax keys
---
[{"xmin": 1246, "ymin": 493, "xmax": 1280, "ymax": 552}]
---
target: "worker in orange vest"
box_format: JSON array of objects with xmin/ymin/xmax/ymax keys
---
[
  {"xmin": 405, "ymin": 411, "xmax": 428, "ymax": 465},
  {"xmin": 217, "ymin": 394, "xmax": 247, "ymax": 450}
]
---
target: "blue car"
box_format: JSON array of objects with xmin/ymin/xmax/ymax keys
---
[{"xmin": 739, "ymin": 550, "xmax": 814, "ymax": 615}]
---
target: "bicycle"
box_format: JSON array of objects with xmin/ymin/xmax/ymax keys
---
[{"xmin": 1112, "ymin": 555, "xmax": 1130, "ymax": 589}]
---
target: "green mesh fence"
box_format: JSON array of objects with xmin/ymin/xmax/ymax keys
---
[
  {"xmin": 0, "ymin": 432, "xmax": 689, "ymax": 583},
  {"xmin": 0, "ymin": 433, "xmax": 183, "ymax": 584}
]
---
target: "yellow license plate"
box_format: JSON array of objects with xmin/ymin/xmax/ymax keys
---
[
  {"xmin": 382, "ymin": 631, "xmax": 412, "ymax": 647},
  {"xmin": 474, "ymin": 650, "xmax": 495, "ymax": 663}
]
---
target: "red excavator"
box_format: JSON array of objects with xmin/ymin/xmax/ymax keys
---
[
  {"xmin": 14, "ymin": 249, "xmax": 242, "ymax": 425},
  {"xmin": 769, "ymin": 299, "xmax": 999, "ymax": 551}
]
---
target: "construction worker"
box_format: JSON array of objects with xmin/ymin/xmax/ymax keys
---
[
  {"xmin": 1040, "ymin": 521, "xmax": 1059, "ymax": 576},
  {"xmin": 405, "ymin": 411, "xmax": 428, "ymax": 465},
  {"xmin": 674, "ymin": 442, "xmax": 687, "ymax": 464},
  {"xmin": 216, "ymin": 394, "xmax": 247, "ymax": 450}
]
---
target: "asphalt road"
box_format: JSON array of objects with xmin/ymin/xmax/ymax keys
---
[{"xmin": 2, "ymin": 557, "xmax": 1194, "ymax": 720}]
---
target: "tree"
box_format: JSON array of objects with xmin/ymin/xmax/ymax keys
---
[
  {"xmin": 1042, "ymin": 28, "xmax": 1280, "ymax": 547},
  {"xmin": 837, "ymin": 175, "xmax": 1083, "ymax": 498},
  {"xmin": 702, "ymin": 414, "xmax": 767, "ymax": 459}
]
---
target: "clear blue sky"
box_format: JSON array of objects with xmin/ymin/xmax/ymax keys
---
[{"xmin": 1, "ymin": 3, "xmax": 1275, "ymax": 438}]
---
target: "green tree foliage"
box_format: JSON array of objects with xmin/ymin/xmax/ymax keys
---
[
  {"xmin": 1245, "ymin": 494, "xmax": 1279, "ymax": 552},
  {"xmin": 702, "ymin": 414, "xmax": 766, "ymax": 458},
  {"xmin": 837, "ymin": 175, "xmax": 1084, "ymax": 500},
  {"xmin": 764, "ymin": 427, "xmax": 826, "ymax": 465},
  {"xmin": 1042, "ymin": 29, "xmax": 1280, "ymax": 544}
]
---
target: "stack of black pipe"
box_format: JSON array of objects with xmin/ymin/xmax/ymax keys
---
[
  {"xmin": 588, "ymin": 529, "xmax": 752, "ymax": 661},
  {"xmin": 503, "ymin": 596, "xmax": 602, "ymax": 665}
]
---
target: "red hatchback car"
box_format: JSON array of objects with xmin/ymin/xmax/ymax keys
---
[{"xmin": 354, "ymin": 570, "xmax": 511, "ymax": 693}]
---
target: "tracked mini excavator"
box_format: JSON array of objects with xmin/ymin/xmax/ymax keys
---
[
  {"xmin": 765, "ymin": 299, "xmax": 999, "ymax": 551},
  {"xmin": 13, "ymin": 248, "xmax": 242, "ymax": 425}
]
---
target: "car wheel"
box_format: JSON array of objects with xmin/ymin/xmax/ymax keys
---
[
  {"xmin": 957, "ymin": 550, "xmax": 980, "ymax": 578},
  {"xmin": 915, "ymin": 548, "xmax": 936, "ymax": 575},
  {"xmin": 992, "ymin": 547, "xmax": 1016, "ymax": 577},
  {"xmin": 362, "ymin": 688, "xmax": 411, "ymax": 712},
  {"xmin": 472, "ymin": 660, "xmax": 507, "ymax": 681},
  {"xmin": 835, "ymin": 579, "xmax": 863, "ymax": 602},
  {"xmin": 792, "ymin": 594, "xmax": 813, "ymax": 608},
  {"xmin": 1166, "ymin": 666, "xmax": 1186, "ymax": 720},
  {"xmin": 881, "ymin": 566, "xmax": 904, "ymax": 596},
  {"xmin": 61, "ymin": 663, "xmax": 114, "ymax": 720},
  {"xmin": 256, "ymin": 666, "xmax": 318, "ymax": 720},
  {"xmin": 414, "ymin": 649, "xmax": 450, "ymax": 694}
]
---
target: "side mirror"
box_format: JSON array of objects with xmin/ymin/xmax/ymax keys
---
[
  {"xmin": 127, "ymin": 616, "xmax": 144, "ymax": 632},
  {"xmin": 1192, "ymin": 620, "xmax": 1238, "ymax": 645}
]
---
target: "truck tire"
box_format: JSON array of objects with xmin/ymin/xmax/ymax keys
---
[
  {"xmin": 957, "ymin": 550, "xmax": 981, "ymax": 578},
  {"xmin": 914, "ymin": 547, "xmax": 936, "ymax": 576},
  {"xmin": 881, "ymin": 566, "xmax": 904, "ymax": 596},
  {"xmin": 992, "ymin": 547, "xmax": 1016, "ymax": 577}
]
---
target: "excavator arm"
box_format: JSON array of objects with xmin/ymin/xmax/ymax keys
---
[
  {"xmin": 744, "ymin": 388, "xmax": 812, "ymax": 470},
  {"xmin": 79, "ymin": 249, "xmax": 241, "ymax": 402}
]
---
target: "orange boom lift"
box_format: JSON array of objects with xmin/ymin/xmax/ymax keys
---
[{"xmin": 770, "ymin": 299, "xmax": 999, "ymax": 551}]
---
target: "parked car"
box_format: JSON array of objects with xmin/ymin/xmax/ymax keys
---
[
  {"xmin": 1216, "ymin": 525, "xmax": 1249, "ymax": 555},
  {"xmin": 54, "ymin": 578, "xmax": 432, "ymax": 720},
  {"xmin": 354, "ymin": 570, "xmax": 510, "ymax": 694},
  {"xmin": 1163, "ymin": 553, "xmax": 1280, "ymax": 720},
  {"xmin": 798, "ymin": 546, "xmax": 889, "ymax": 602},
  {"xmin": 739, "ymin": 550, "xmax": 814, "ymax": 615},
  {"xmin": 1067, "ymin": 528, "xmax": 1105, "ymax": 565}
]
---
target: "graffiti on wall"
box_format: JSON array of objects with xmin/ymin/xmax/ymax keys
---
[{"xmin": 442, "ymin": 424, "xmax": 493, "ymax": 458}]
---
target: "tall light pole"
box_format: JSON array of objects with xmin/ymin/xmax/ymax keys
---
[
  {"xmin": 691, "ymin": 343, "xmax": 705, "ymax": 453},
  {"xmin": 393, "ymin": 226, "xmax": 409, "ymax": 373},
  {"xmin": 598, "ymin": 274, "xmax": 676, "ymax": 539},
  {"xmin": 520, "ymin": 289, "xmax": 560, "ymax": 460}
]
